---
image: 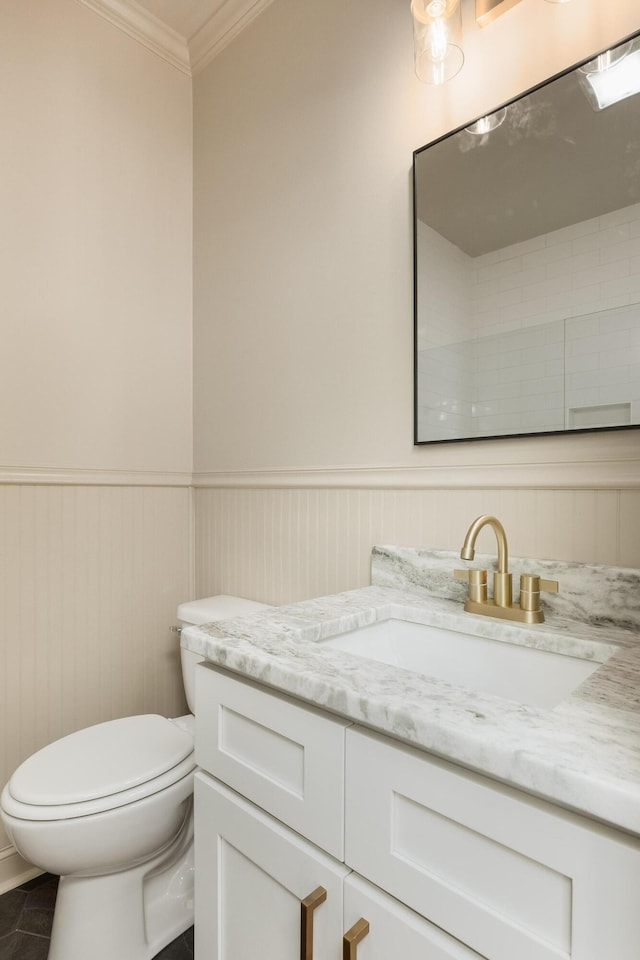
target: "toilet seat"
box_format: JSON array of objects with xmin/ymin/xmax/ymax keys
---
[{"xmin": 2, "ymin": 715, "xmax": 195, "ymax": 822}]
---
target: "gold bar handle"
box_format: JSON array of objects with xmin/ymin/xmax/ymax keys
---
[
  {"xmin": 343, "ymin": 917, "xmax": 370, "ymax": 960},
  {"xmin": 454, "ymin": 568, "xmax": 487, "ymax": 603},
  {"xmin": 540, "ymin": 578, "xmax": 559, "ymax": 594},
  {"xmin": 300, "ymin": 886, "xmax": 327, "ymax": 960}
]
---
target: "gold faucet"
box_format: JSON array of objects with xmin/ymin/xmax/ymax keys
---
[{"xmin": 454, "ymin": 515, "xmax": 558, "ymax": 624}]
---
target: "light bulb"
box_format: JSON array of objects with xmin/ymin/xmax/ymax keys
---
[{"xmin": 426, "ymin": 1, "xmax": 448, "ymax": 62}]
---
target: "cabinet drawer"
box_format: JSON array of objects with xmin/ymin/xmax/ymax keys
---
[
  {"xmin": 196, "ymin": 663, "xmax": 350, "ymax": 858},
  {"xmin": 345, "ymin": 874, "xmax": 482, "ymax": 960},
  {"xmin": 346, "ymin": 726, "xmax": 640, "ymax": 960}
]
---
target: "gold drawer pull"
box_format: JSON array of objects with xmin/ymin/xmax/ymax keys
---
[
  {"xmin": 300, "ymin": 886, "xmax": 327, "ymax": 960},
  {"xmin": 343, "ymin": 917, "xmax": 370, "ymax": 960}
]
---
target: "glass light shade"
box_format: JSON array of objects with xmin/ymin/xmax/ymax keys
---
[
  {"xmin": 411, "ymin": 0, "xmax": 464, "ymax": 85},
  {"xmin": 578, "ymin": 40, "xmax": 632, "ymax": 77},
  {"xmin": 466, "ymin": 106, "xmax": 507, "ymax": 134},
  {"xmin": 577, "ymin": 42, "xmax": 640, "ymax": 111}
]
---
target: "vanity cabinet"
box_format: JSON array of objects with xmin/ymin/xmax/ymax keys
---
[
  {"xmin": 346, "ymin": 727, "xmax": 640, "ymax": 960},
  {"xmin": 194, "ymin": 775, "xmax": 348, "ymax": 960},
  {"xmin": 195, "ymin": 662, "xmax": 349, "ymax": 859},
  {"xmin": 194, "ymin": 662, "xmax": 640, "ymax": 960},
  {"xmin": 194, "ymin": 777, "xmax": 482, "ymax": 960},
  {"xmin": 343, "ymin": 874, "xmax": 482, "ymax": 960}
]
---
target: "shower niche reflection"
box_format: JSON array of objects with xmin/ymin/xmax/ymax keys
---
[
  {"xmin": 414, "ymin": 33, "xmax": 640, "ymax": 444},
  {"xmin": 418, "ymin": 305, "xmax": 637, "ymax": 441}
]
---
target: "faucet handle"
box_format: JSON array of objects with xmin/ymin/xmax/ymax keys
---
[
  {"xmin": 454, "ymin": 568, "xmax": 487, "ymax": 582},
  {"xmin": 454, "ymin": 568, "xmax": 488, "ymax": 603},
  {"xmin": 519, "ymin": 574, "xmax": 559, "ymax": 613},
  {"xmin": 539, "ymin": 578, "xmax": 559, "ymax": 594}
]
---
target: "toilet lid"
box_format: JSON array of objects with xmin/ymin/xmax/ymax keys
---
[{"xmin": 9, "ymin": 715, "xmax": 194, "ymax": 806}]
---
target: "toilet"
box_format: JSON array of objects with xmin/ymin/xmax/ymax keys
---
[{"xmin": 0, "ymin": 594, "xmax": 270, "ymax": 960}]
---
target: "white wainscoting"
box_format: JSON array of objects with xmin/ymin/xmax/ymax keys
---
[
  {"xmin": 195, "ymin": 485, "xmax": 640, "ymax": 605},
  {"xmin": 0, "ymin": 483, "xmax": 193, "ymax": 883},
  {"xmin": 3, "ymin": 476, "xmax": 639, "ymax": 891}
]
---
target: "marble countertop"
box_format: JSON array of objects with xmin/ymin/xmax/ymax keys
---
[{"xmin": 181, "ymin": 550, "xmax": 640, "ymax": 836}]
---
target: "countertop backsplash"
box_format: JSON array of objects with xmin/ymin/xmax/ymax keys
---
[{"xmin": 371, "ymin": 545, "xmax": 640, "ymax": 632}]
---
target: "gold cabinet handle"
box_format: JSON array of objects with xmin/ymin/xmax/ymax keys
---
[
  {"xmin": 343, "ymin": 917, "xmax": 370, "ymax": 960},
  {"xmin": 300, "ymin": 886, "xmax": 327, "ymax": 960}
]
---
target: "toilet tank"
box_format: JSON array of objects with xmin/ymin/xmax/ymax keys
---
[{"xmin": 177, "ymin": 595, "xmax": 272, "ymax": 713}]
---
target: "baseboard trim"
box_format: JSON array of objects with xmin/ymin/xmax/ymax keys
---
[{"xmin": 0, "ymin": 846, "xmax": 41, "ymax": 896}]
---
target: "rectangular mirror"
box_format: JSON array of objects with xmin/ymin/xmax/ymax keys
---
[{"xmin": 414, "ymin": 32, "xmax": 640, "ymax": 444}]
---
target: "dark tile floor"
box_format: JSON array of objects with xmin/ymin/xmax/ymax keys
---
[{"xmin": 0, "ymin": 874, "xmax": 194, "ymax": 960}]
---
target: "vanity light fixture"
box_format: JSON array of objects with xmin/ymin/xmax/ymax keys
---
[
  {"xmin": 415, "ymin": 0, "xmax": 573, "ymax": 86},
  {"xmin": 475, "ymin": 0, "xmax": 523, "ymax": 27},
  {"xmin": 476, "ymin": 0, "xmax": 576, "ymax": 28},
  {"xmin": 466, "ymin": 106, "xmax": 507, "ymax": 134},
  {"xmin": 411, "ymin": 0, "xmax": 464, "ymax": 85},
  {"xmin": 577, "ymin": 41, "xmax": 640, "ymax": 111}
]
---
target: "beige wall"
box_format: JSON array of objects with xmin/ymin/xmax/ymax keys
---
[
  {"xmin": 1, "ymin": 0, "xmax": 192, "ymax": 474},
  {"xmin": 193, "ymin": 0, "xmax": 640, "ymax": 477},
  {"xmin": 194, "ymin": 0, "xmax": 640, "ymax": 602},
  {"xmin": 0, "ymin": 1, "xmax": 193, "ymax": 888},
  {"xmin": 192, "ymin": 0, "xmax": 640, "ymax": 597}
]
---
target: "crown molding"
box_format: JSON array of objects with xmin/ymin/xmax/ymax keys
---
[
  {"xmin": 192, "ymin": 458, "xmax": 640, "ymax": 489},
  {"xmin": 189, "ymin": 0, "xmax": 275, "ymax": 75},
  {"xmin": 75, "ymin": 0, "xmax": 191, "ymax": 75},
  {"xmin": 75, "ymin": 0, "xmax": 274, "ymax": 77}
]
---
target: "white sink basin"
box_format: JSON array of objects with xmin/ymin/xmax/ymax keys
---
[{"xmin": 322, "ymin": 619, "xmax": 605, "ymax": 709}]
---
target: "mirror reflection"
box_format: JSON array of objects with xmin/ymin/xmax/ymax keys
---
[{"xmin": 414, "ymin": 33, "xmax": 640, "ymax": 444}]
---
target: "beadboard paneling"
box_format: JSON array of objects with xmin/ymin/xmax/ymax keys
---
[
  {"xmin": 3, "ymin": 481, "xmax": 637, "ymax": 886},
  {"xmin": 0, "ymin": 484, "xmax": 192, "ymax": 865},
  {"xmin": 195, "ymin": 487, "xmax": 640, "ymax": 605}
]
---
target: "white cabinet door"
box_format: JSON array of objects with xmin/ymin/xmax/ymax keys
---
[
  {"xmin": 344, "ymin": 875, "xmax": 483, "ymax": 960},
  {"xmin": 346, "ymin": 726, "xmax": 640, "ymax": 960},
  {"xmin": 194, "ymin": 772, "xmax": 349, "ymax": 960},
  {"xmin": 196, "ymin": 664, "xmax": 349, "ymax": 859}
]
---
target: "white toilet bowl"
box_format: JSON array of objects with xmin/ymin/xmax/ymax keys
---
[{"xmin": 0, "ymin": 595, "xmax": 271, "ymax": 960}]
